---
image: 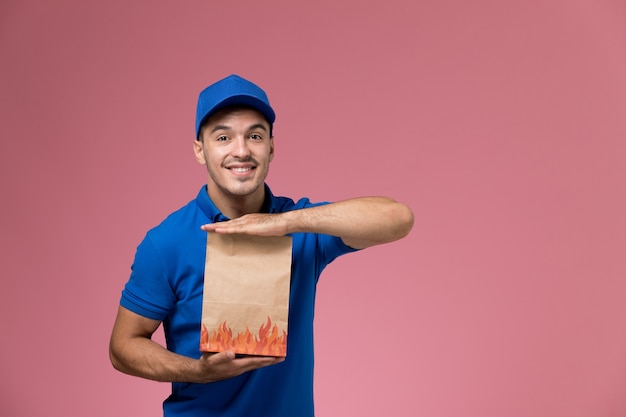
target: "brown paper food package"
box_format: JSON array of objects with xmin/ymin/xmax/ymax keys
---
[{"xmin": 200, "ymin": 231, "xmax": 293, "ymax": 357}]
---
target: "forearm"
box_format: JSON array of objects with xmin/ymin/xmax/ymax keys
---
[
  {"xmin": 109, "ymin": 305, "xmax": 205, "ymax": 383},
  {"xmin": 202, "ymin": 196, "xmax": 414, "ymax": 249},
  {"xmin": 110, "ymin": 333, "xmax": 201, "ymax": 383},
  {"xmin": 110, "ymin": 306, "xmax": 285, "ymax": 383},
  {"xmin": 286, "ymin": 197, "xmax": 414, "ymax": 249}
]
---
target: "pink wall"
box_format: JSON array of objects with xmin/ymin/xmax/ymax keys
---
[{"xmin": 2, "ymin": 0, "xmax": 625, "ymax": 416}]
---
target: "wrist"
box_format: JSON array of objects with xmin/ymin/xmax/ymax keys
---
[{"xmin": 284, "ymin": 208, "xmax": 308, "ymax": 234}]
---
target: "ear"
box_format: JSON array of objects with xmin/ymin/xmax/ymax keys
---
[
  {"xmin": 269, "ymin": 137, "xmax": 275, "ymax": 162},
  {"xmin": 193, "ymin": 139, "xmax": 206, "ymax": 164}
]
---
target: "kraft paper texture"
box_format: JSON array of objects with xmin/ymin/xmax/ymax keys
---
[{"xmin": 200, "ymin": 231, "xmax": 293, "ymax": 357}]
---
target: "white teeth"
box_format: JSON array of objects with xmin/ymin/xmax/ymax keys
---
[{"xmin": 231, "ymin": 167, "xmax": 251, "ymax": 173}]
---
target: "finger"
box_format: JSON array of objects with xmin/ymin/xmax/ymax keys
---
[
  {"xmin": 212, "ymin": 225, "xmax": 251, "ymax": 235},
  {"xmin": 200, "ymin": 223, "xmax": 220, "ymax": 231},
  {"xmin": 205, "ymin": 350, "xmax": 236, "ymax": 365},
  {"xmin": 235, "ymin": 356, "xmax": 285, "ymax": 372},
  {"xmin": 201, "ymin": 223, "xmax": 243, "ymax": 233}
]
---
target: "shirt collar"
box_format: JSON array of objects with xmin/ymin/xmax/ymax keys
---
[{"xmin": 196, "ymin": 183, "xmax": 278, "ymax": 223}]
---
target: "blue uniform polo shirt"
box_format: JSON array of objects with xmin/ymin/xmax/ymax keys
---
[{"xmin": 120, "ymin": 185, "xmax": 356, "ymax": 417}]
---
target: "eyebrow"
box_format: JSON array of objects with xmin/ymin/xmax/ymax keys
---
[
  {"xmin": 210, "ymin": 124, "xmax": 231, "ymax": 134},
  {"xmin": 210, "ymin": 123, "xmax": 269, "ymax": 134}
]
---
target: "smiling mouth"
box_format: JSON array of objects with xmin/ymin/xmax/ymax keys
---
[{"xmin": 229, "ymin": 166, "xmax": 255, "ymax": 174}]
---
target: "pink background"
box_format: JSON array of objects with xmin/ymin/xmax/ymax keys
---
[{"xmin": 1, "ymin": 0, "xmax": 625, "ymax": 416}]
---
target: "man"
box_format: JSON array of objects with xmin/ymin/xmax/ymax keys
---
[{"xmin": 109, "ymin": 74, "xmax": 414, "ymax": 416}]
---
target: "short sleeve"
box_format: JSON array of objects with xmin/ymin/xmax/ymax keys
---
[{"xmin": 120, "ymin": 233, "xmax": 176, "ymax": 321}]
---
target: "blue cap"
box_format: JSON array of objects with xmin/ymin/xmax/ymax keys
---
[{"xmin": 195, "ymin": 74, "xmax": 276, "ymax": 138}]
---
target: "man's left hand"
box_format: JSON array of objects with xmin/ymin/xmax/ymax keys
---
[{"xmin": 201, "ymin": 213, "xmax": 293, "ymax": 236}]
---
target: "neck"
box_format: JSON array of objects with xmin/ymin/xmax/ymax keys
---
[{"xmin": 206, "ymin": 186, "xmax": 266, "ymax": 219}]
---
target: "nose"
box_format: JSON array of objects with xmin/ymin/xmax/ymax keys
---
[{"xmin": 231, "ymin": 136, "xmax": 251, "ymax": 159}]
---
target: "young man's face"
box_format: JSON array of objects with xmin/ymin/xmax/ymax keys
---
[{"xmin": 194, "ymin": 107, "xmax": 274, "ymax": 209}]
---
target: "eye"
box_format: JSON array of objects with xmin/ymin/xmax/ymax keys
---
[
  {"xmin": 250, "ymin": 133, "xmax": 263, "ymax": 140},
  {"xmin": 216, "ymin": 135, "xmax": 229, "ymax": 142}
]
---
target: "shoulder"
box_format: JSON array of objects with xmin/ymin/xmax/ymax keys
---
[
  {"xmin": 143, "ymin": 197, "xmax": 208, "ymax": 253},
  {"xmin": 149, "ymin": 199, "xmax": 199, "ymax": 234}
]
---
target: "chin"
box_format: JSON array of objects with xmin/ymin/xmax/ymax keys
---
[{"xmin": 227, "ymin": 183, "xmax": 263, "ymax": 197}]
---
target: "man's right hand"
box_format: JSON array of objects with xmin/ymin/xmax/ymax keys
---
[{"xmin": 195, "ymin": 350, "xmax": 285, "ymax": 383}]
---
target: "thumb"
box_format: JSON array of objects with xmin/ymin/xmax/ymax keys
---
[{"xmin": 209, "ymin": 350, "xmax": 236, "ymax": 364}]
